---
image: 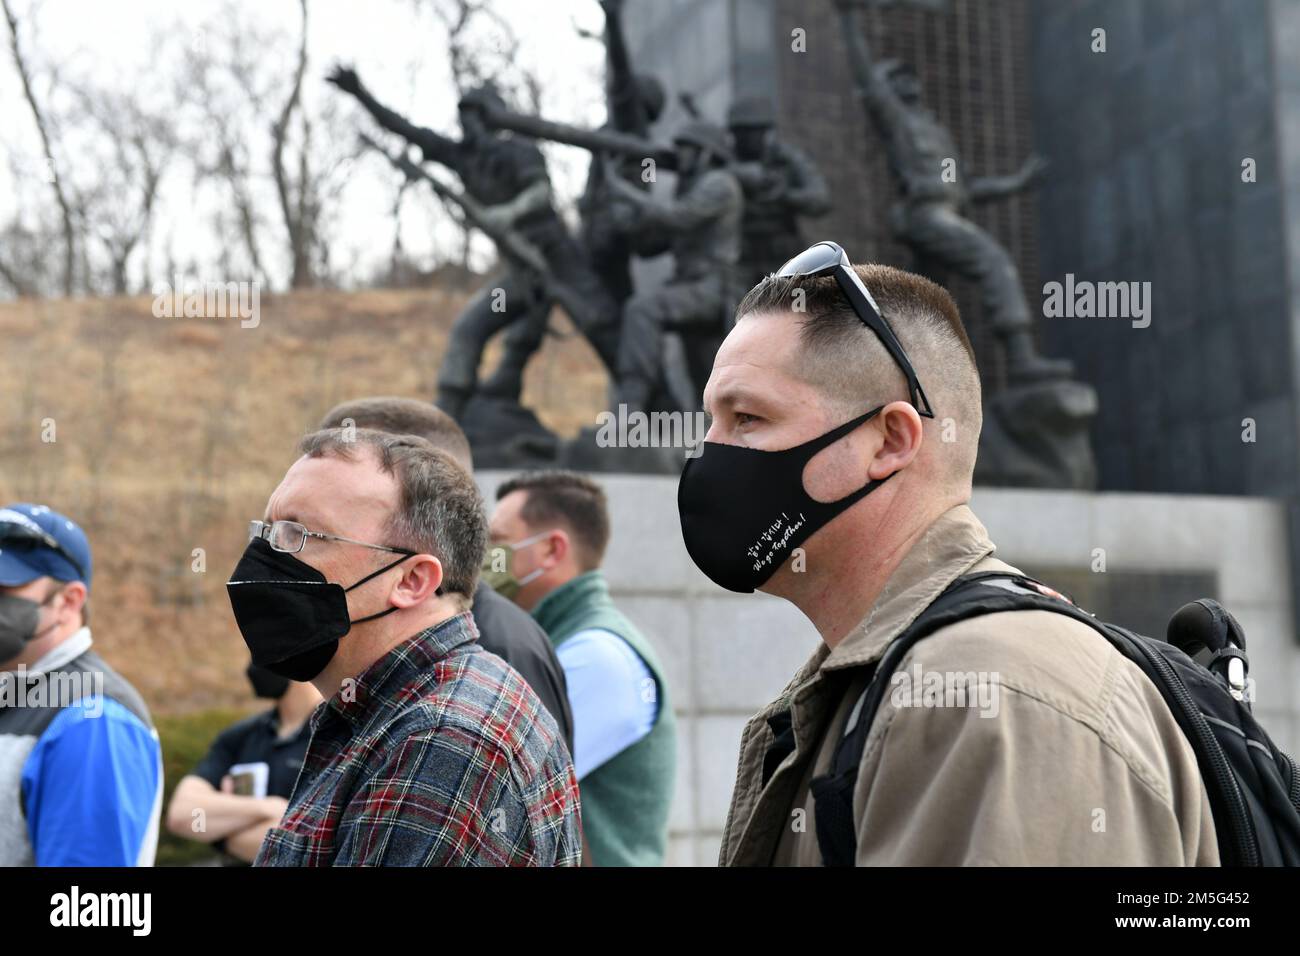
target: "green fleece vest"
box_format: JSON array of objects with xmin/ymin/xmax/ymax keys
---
[{"xmin": 532, "ymin": 571, "xmax": 676, "ymax": 866}]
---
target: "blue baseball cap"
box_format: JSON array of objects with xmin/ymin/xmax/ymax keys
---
[{"xmin": 0, "ymin": 504, "xmax": 92, "ymax": 591}]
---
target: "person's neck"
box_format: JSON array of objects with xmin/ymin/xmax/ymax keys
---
[
  {"xmin": 314, "ymin": 603, "xmax": 461, "ymax": 700},
  {"xmin": 519, "ymin": 563, "xmax": 586, "ymax": 613},
  {"xmin": 276, "ymin": 684, "xmax": 318, "ymax": 733},
  {"xmin": 772, "ymin": 494, "xmax": 947, "ymax": 648}
]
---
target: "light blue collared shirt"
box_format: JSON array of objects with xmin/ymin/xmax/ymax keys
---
[{"xmin": 556, "ymin": 628, "xmax": 658, "ymax": 779}]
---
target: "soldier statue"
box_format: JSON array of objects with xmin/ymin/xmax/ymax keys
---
[
  {"xmin": 488, "ymin": 0, "xmax": 669, "ymax": 384},
  {"xmin": 836, "ymin": 1, "xmax": 1067, "ymax": 382},
  {"xmin": 479, "ymin": 100, "xmax": 743, "ymax": 417},
  {"xmin": 581, "ymin": 0, "xmax": 668, "ymax": 304},
  {"xmin": 326, "ymin": 67, "xmax": 620, "ymax": 421},
  {"xmin": 601, "ymin": 122, "xmax": 743, "ymax": 414},
  {"xmin": 836, "ymin": 0, "xmax": 1098, "ymax": 488},
  {"xmin": 727, "ymin": 95, "xmax": 832, "ymax": 288}
]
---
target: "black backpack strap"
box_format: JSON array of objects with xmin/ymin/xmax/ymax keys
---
[
  {"xmin": 810, "ymin": 572, "xmax": 1289, "ymax": 867},
  {"xmin": 761, "ymin": 710, "xmax": 797, "ymax": 788},
  {"xmin": 810, "ymin": 572, "xmax": 1103, "ymax": 866}
]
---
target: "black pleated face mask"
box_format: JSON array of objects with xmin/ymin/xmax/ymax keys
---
[
  {"xmin": 226, "ymin": 537, "xmax": 410, "ymax": 682},
  {"xmin": 677, "ymin": 407, "xmax": 893, "ymax": 593}
]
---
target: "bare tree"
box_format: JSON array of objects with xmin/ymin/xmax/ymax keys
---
[
  {"xmin": 2, "ymin": 0, "xmax": 75, "ymax": 295},
  {"xmin": 175, "ymin": 12, "xmax": 276, "ymax": 284},
  {"xmin": 426, "ymin": 0, "xmax": 541, "ymax": 110},
  {"xmin": 171, "ymin": 0, "xmax": 356, "ymax": 290},
  {"xmin": 70, "ymin": 85, "xmax": 176, "ymax": 294},
  {"xmin": 270, "ymin": 0, "xmax": 315, "ymax": 288}
]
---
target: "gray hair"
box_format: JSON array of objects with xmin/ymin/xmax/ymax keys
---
[{"xmin": 298, "ymin": 428, "xmax": 487, "ymax": 602}]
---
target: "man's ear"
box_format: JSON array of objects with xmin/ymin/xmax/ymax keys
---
[
  {"xmin": 390, "ymin": 555, "xmax": 444, "ymax": 607},
  {"xmin": 54, "ymin": 581, "xmax": 87, "ymax": 619},
  {"xmin": 543, "ymin": 529, "xmax": 570, "ymax": 568},
  {"xmin": 867, "ymin": 400, "xmax": 924, "ymax": 480}
]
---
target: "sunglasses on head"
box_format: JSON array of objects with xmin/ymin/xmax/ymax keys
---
[
  {"xmin": 0, "ymin": 520, "xmax": 86, "ymax": 580},
  {"xmin": 776, "ymin": 240, "xmax": 935, "ymax": 419}
]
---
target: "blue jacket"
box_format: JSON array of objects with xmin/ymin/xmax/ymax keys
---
[{"xmin": 0, "ymin": 629, "xmax": 162, "ymax": 866}]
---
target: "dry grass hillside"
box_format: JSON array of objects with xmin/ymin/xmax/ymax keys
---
[{"xmin": 0, "ymin": 286, "xmax": 609, "ymax": 713}]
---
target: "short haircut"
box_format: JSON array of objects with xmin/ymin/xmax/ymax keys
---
[
  {"xmin": 734, "ymin": 263, "xmax": 983, "ymax": 485},
  {"xmin": 298, "ymin": 428, "xmax": 487, "ymax": 604},
  {"xmin": 495, "ymin": 470, "xmax": 610, "ymax": 571},
  {"xmin": 318, "ymin": 397, "xmax": 473, "ymax": 472}
]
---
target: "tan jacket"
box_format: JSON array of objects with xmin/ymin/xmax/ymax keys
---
[{"xmin": 718, "ymin": 504, "xmax": 1219, "ymax": 866}]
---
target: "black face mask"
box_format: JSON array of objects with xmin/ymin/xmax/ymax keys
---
[
  {"xmin": 246, "ymin": 662, "xmax": 291, "ymax": 700},
  {"xmin": 677, "ymin": 407, "xmax": 892, "ymax": 593},
  {"xmin": 226, "ymin": 538, "xmax": 411, "ymax": 682},
  {"xmin": 0, "ymin": 589, "xmax": 61, "ymax": 662}
]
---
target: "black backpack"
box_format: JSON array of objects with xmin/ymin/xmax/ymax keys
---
[{"xmin": 809, "ymin": 571, "xmax": 1300, "ymax": 866}]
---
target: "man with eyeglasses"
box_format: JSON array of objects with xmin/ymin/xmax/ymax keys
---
[
  {"xmin": 316, "ymin": 397, "xmax": 574, "ymax": 757},
  {"xmin": 684, "ymin": 242, "xmax": 1216, "ymax": 866},
  {"xmin": 0, "ymin": 503, "xmax": 163, "ymax": 866},
  {"xmin": 226, "ymin": 429, "xmax": 581, "ymax": 865}
]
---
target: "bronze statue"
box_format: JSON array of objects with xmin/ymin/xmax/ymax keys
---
[
  {"xmin": 583, "ymin": 0, "xmax": 667, "ymax": 303},
  {"xmin": 728, "ymin": 96, "xmax": 832, "ymax": 288},
  {"xmin": 837, "ymin": 0, "xmax": 1097, "ymax": 488},
  {"xmin": 481, "ymin": 104, "xmax": 743, "ymax": 416},
  {"xmin": 602, "ymin": 121, "xmax": 744, "ymax": 414},
  {"xmin": 837, "ymin": 1, "xmax": 1066, "ymax": 383},
  {"xmin": 327, "ymin": 67, "xmax": 619, "ymax": 422}
]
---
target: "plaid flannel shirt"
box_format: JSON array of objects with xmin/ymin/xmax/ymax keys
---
[{"xmin": 255, "ymin": 611, "xmax": 582, "ymax": 866}]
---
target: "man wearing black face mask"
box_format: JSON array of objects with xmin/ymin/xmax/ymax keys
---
[
  {"xmin": 317, "ymin": 396, "xmax": 574, "ymax": 756},
  {"xmin": 227, "ymin": 429, "xmax": 581, "ymax": 866},
  {"xmin": 687, "ymin": 249, "xmax": 1216, "ymax": 866},
  {"xmin": 166, "ymin": 666, "xmax": 322, "ymax": 865},
  {"xmin": 0, "ymin": 503, "xmax": 162, "ymax": 866}
]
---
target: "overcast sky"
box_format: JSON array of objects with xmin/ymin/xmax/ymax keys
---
[{"xmin": 0, "ymin": 0, "xmax": 610, "ymax": 289}]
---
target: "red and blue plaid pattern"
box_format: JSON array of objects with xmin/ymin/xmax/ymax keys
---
[{"xmin": 255, "ymin": 611, "xmax": 582, "ymax": 866}]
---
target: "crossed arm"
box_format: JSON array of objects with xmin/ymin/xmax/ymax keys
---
[{"xmin": 166, "ymin": 775, "xmax": 288, "ymax": 863}]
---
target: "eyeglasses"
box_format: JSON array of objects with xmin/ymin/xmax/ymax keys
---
[
  {"xmin": 0, "ymin": 520, "xmax": 86, "ymax": 579},
  {"xmin": 248, "ymin": 520, "xmax": 415, "ymax": 557},
  {"xmin": 776, "ymin": 240, "xmax": 935, "ymax": 419}
]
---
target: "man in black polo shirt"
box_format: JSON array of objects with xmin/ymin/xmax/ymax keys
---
[
  {"xmin": 166, "ymin": 664, "xmax": 321, "ymax": 863},
  {"xmin": 316, "ymin": 397, "xmax": 574, "ymax": 754}
]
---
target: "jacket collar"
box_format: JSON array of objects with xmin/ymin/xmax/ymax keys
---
[
  {"xmin": 754, "ymin": 503, "xmax": 997, "ymax": 722},
  {"xmin": 720, "ymin": 504, "xmax": 999, "ymax": 865},
  {"xmin": 530, "ymin": 570, "xmax": 608, "ymax": 636},
  {"xmin": 24, "ymin": 626, "xmax": 93, "ymax": 675},
  {"xmin": 823, "ymin": 502, "xmax": 997, "ymax": 671}
]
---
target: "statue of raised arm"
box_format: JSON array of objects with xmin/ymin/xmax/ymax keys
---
[{"xmin": 834, "ymin": 0, "xmax": 1068, "ymax": 383}]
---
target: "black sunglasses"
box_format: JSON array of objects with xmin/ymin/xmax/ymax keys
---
[
  {"xmin": 0, "ymin": 520, "xmax": 86, "ymax": 580},
  {"xmin": 776, "ymin": 241, "xmax": 935, "ymax": 419}
]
